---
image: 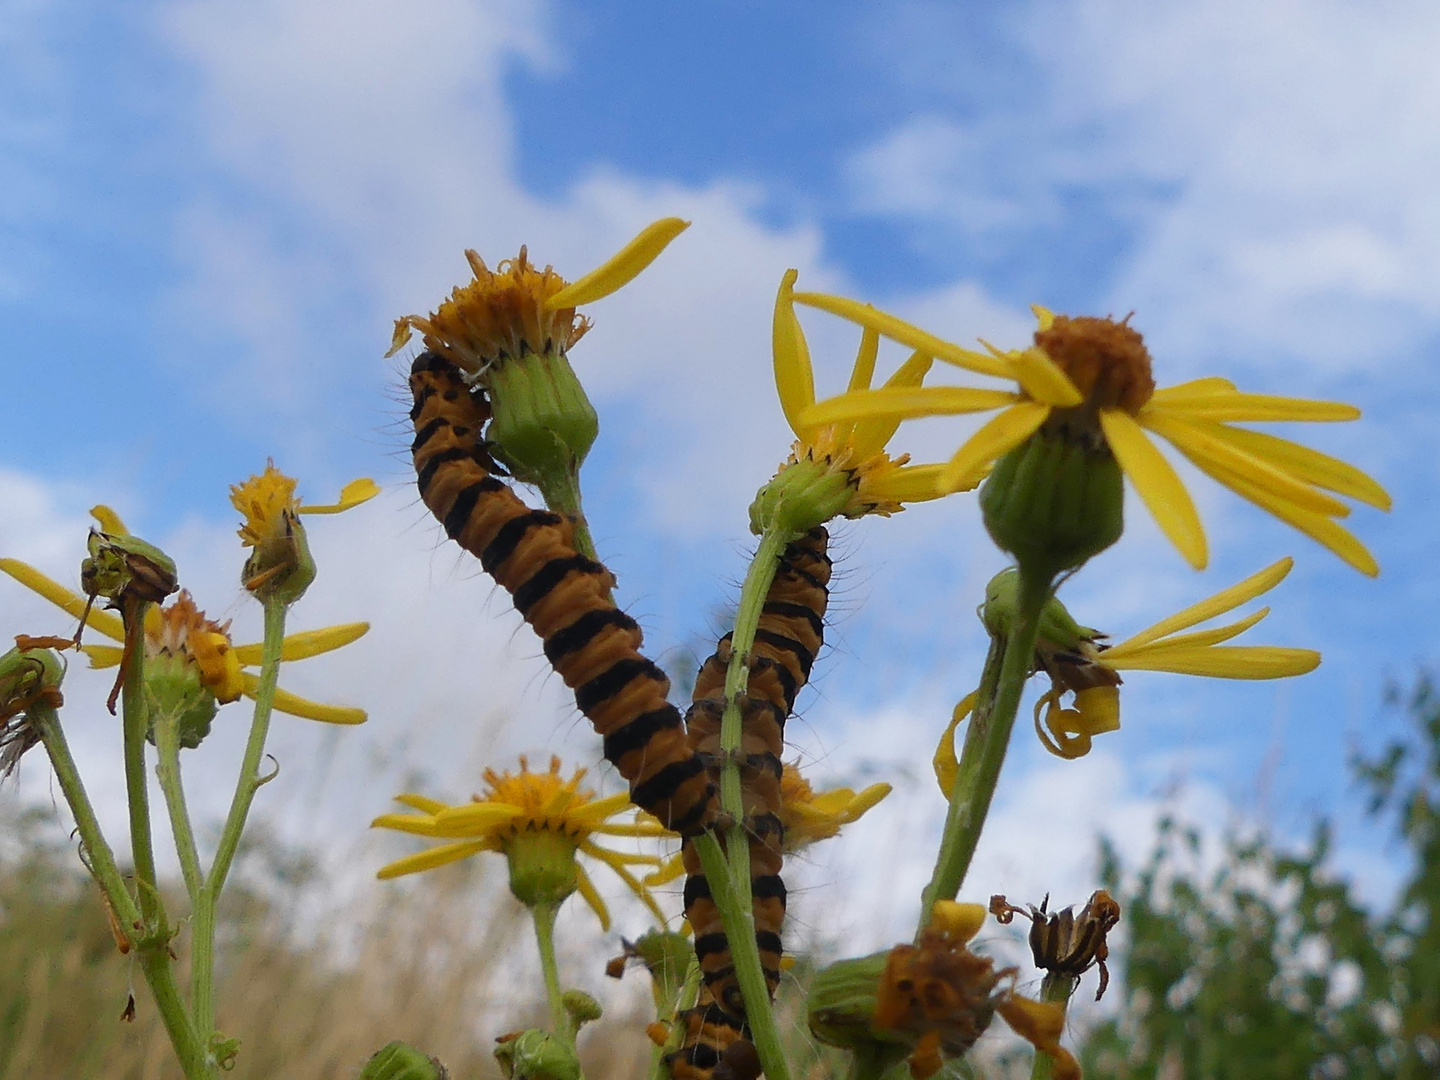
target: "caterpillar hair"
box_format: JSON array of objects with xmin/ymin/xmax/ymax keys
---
[
  {"xmin": 408, "ymin": 351, "xmax": 717, "ymax": 834},
  {"xmin": 670, "ymin": 528, "xmax": 832, "ymax": 1076}
]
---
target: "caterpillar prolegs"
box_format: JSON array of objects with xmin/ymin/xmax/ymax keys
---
[
  {"xmin": 669, "ymin": 528, "xmax": 832, "ymax": 1080},
  {"xmin": 408, "ymin": 352, "xmax": 717, "ymax": 834}
]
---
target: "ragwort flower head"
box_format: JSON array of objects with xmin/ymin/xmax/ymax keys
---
[
  {"xmin": 754, "ymin": 271, "xmax": 964, "ymax": 534},
  {"xmin": 0, "ymin": 507, "xmax": 370, "ymax": 732},
  {"xmin": 801, "ymin": 303, "xmax": 1390, "ymax": 575},
  {"xmin": 372, "ymin": 755, "xmax": 669, "ymax": 931}
]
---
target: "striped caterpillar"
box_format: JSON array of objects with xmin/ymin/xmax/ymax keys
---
[
  {"xmin": 669, "ymin": 528, "xmax": 832, "ymax": 1080},
  {"xmin": 408, "ymin": 352, "xmax": 717, "ymax": 835}
]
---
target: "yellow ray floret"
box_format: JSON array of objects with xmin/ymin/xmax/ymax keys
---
[
  {"xmin": 799, "ymin": 304, "xmax": 1389, "ymax": 574},
  {"xmin": 372, "ymin": 756, "xmax": 665, "ymax": 931}
]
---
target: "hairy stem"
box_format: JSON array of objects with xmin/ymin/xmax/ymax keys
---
[
  {"xmin": 154, "ymin": 719, "xmax": 203, "ymax": 902},
  {"xmin": 531, "ymin": 902, "xmax": 572, "ymax": 1045},
  {"xmin": 120, "ymin": 598, "xmax": 163, "ymax": 930},
  {"xmin": 919, "ymin": 566, "xmax": 1053, "ymax": 930}
]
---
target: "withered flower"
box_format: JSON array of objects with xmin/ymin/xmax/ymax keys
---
[{"xmin": 990, "ymin": 890, "xmax": 1121, "ymax": 1001}]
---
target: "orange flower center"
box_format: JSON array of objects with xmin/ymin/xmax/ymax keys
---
[{"xmin": 1035, "ymin": 315, "xmax": 1154, "ymax": 415}]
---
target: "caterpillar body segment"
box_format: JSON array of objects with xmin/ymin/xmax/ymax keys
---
[
  {"xmin": 671, "ymin": 528, "xmax": 832, "ymax": 1075},
  {"xmin": 408, "ymin": 352, "xmax": 717, "ymax": 834}
]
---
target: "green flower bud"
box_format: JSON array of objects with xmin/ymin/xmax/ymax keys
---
[
  {"xmin": 807, "ymin": 951, "xmax": 911, "ymax": 1056},
  {"xmin": 749, "ymin": 457, "xmax": 854, "ymax": 536},
  {"xmin": 562, "ymin": 990, "xmax": 602, "ymax": 1031},
  {"xmin": 358, "ymin": 1041, "xmax": 449, "ymax": 1080},
  {"xmin": 979, "ymin": 429, "xmax": 1123, "ymax": 579},
  {"xmin": 980, "ymin": 569, "xmax": 1100, "ymax": 649},
  {"xmin": 81, "ymin": 530, "xmax": 178, "ymax": 609},
  {"xmin": 144, "ymin": 649, "xmax": 219, "ymax": 751},
  {"xmin": 494, "ymin": 1029, "xmax": 580, "ymax": 1080},
  {"xmin": 606, "ymin": 929, "xmax": 696, "ymax": 1013},
  {"xmin": 504, "ymin": 831, "xmax": 579, "ymax": 909},
  {"xmin": 0, "ymin": 644, "xmax": 66, "ymax": 776},
  {"xmin": 485, "ymin": 349, "xmax": 599, "ymax": 492},
  {"xmin": 242, "ymin": 511, "xmax": 316, "ymax": 606}
]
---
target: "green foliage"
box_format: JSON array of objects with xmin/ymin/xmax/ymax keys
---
[{"xmin": 1081, "ymin": 674, "xmax": 1440, "ymax": 1079}]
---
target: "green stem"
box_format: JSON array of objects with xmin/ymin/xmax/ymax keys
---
[
  {"xmin": 918, "ymin": 566, "xmax": 1053, "ymax": 931},
  {"xmin": 191, "ymin": 596, "xmax": 286, "ymax": 1043},
  {"xmin": 531, "ymin": 902, "xmax": 572, "ymax": 1046},
  {"xmin": 650, "ymin": 955, "xmax": 704, "ymax": 1080},
  {"xmin": 120, "ymin": 598, "xmax": 163, "ymax": 930},
  {"xmin": 154, "ymin": 719, "xmax": 203, "ymax": 902},
  {"xmin": 1028, "ymin": 974, "xmax": 1078, "ymax": 1080},
  {"xmin": 844, "ymin": 1043, "xmax": 908, "ymax": 1080},
  {"xmin": 536, "ymin": 470, "xmax": 596, "ymax": 562}
]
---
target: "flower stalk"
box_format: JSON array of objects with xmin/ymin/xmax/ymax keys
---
[
  {"xmin": 531, "ymin": 902, "xmax": 574, "ymax": 1048},
  {"xmin": 1028, "ymin": 974, "xmax": 1079, "ymax": 1080},
  {"xmin": 920, "ymin": 565, "xmax": 1053, "ymax": 930}
]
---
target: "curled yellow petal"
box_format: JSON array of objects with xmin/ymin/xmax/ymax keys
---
[
  {"xmin": 573, "ymin": 861, "xmax": 612, "ymax": 931},
  {"xmin": 80, "ymin": 644, "xmax": 124, "ymax": 669},
  {"xmin": 997, "ymin": 996, "xmax": 1080, "ymax": 1080},
  {"xmin": 387, "ymin": 318, "xmax": 415, "ymax": 358},
  {"xmin": 940, "ymin": 401, "xmax": 1050, "ymax": 492},
  {"xmin": 772, "ymin": 269, "xmax": 818, "ymax": 440},
  {"xmin": 1117, "ymin": 559, "xmax": 1292, "ymax": 652},
  {"xmin": 928, "ymin": 900, "xmax": 988, "ymax": 943},
  {"xmin": 376, "ymin": 840, "xmax": 493, "ymax": 879},
  {"xmin": 90, "ymin": 505, "xmax": 129, "ymax": 535},
  {"xmin": 1030, "ymin": 304, "xmax": 1056, "ymax": 331},
  {"xmin": 299, "ymin": 478, "xmax": 381, "ymax": 515},
  {"xmin": 0, "ymin": 558, "xmax": 127, "ymax": 642},
  {"xmin": 934, "ymin": 691, "xmax": 977, "ymax": 795},
  {"xmin": 643, "ymin": 853, "xmax": 686, "ymax": 887},
  {"xmin": 791, "ymin": 290, "xmax": 1013, "ymax": 378},
  {"xmin": 1100, "ymin": 409, "xmax": 1207, "ymax": 570},
  {"xmin": 545, "ymin": 217, "xmax": 690, "ymax": 309}
]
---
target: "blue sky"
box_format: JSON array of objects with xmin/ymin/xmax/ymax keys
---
[{"xmin": 3, "ymin": 0, "xmax": 1438, "ymax": 940}]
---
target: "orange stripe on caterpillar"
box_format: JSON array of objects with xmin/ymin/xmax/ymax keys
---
[
  {"xmin": 409, "ymin": 352, "xmax": 717, "ymax": 834},
  {"xmin": 671, "ymin": 528, "xmax": 832, "ymax": 1076}
]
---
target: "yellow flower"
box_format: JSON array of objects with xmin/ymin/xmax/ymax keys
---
[
  {"xmin": 0, "ymin": 508, "xmax": 369, "ymax": 726},
  {"xmin": 799, "ymin": 303, "xmax": 1390, "ymax": 575},
  {"xmin": 765, "ymin": 271, "xmax": 964, "ymax": 522},
  {"xmin": 777, "ymin": 761, "xmax": 891, "ymax": 852},
  {"xmin": 386, "ymin": 218, "xmax": 690, "ymax": 377},
  {"xmin": 935, "ymin": 559, "xmax": 1319, "ymax": 771},
  {"xmin": 372, "ymin": 756, "xmax": 670, "ymax": 931}
]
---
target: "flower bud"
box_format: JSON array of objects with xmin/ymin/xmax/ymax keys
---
[
  {"xmin": 144, "ymin": 648, "xmax": 219, "ymax": 750},
  {"xmin": 605, "ymin": 929, "xmax": 695, "ymax": 1013},
  {"xmin": 485, "ymin": 350, "xmax": 599, "ymax": 492},
  {"xmin": 808, "ymin": 951, "xmax": 910, "ymax": 1055},
  {"xmin": 358, "ymin": 1041, "xmax": 450, "ymax": 1080},
  {"xmin": 242, "ymin": 511, "xmax": 316, "ymax": 605},
  {"xmin": 980, "ymin": 428, "xmax": 1123, "ymax": 579},
  {"xmin": 749, "ymin": 457, "xmax": 854, "ymax": 536},
  {"xmin": 494, "ymin": 1029, "xmax": 580, "ymax": 1080},
  {"xmin": 0, "ymin": 643, "xmax": 66, "ymax": 776},
  {"xmin": 80, "ymin": 531, "xmax": 178, "ymax": 609}
]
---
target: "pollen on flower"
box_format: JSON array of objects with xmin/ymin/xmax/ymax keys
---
[
  {"xmin": 389, "ymin": 248, "xmax": 591, "ymax": 377},
  {"xmin": 1035, "ymin": 315, "xmax": 1155, "ymax": 415},
  {"xmin": 481, "ymin": 755, "xmax": 595, "ymax": 838}
]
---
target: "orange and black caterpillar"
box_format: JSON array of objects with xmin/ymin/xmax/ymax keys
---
[
  {"xmin": 408, "ymin": 351, "xmax": 717, "ymax": 834},
  {"xmin": 669, "ymin": 528, "xmax": 832, "ymax": 1079}
]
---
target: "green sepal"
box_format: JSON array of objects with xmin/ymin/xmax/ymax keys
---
[
  {"xmin": 485, "ymin": 348, "xmax": 599, "ymax": 492},
  {"xmin": 749, "ymin": 457, "xmax": 852, "ymax": 536},
  {"xmin": 357, "ymin": 1041, "xmax": 449, "ymax": 1080},
  {"xmin": 144, "ymin": 651, "xmax": 219, "ymax": 750},
  {"xmin": 494, "ymin": 1029, "xmax": 580, "ymax": 1080},
  {"xmin": 81, "ymin": 530, "xmax": 178, "ymax": 608},
  {"xmin": 505, "ymin": 830, "xmax": 579, "ymax": 909},
  {"xmin": 979, "ymin": 429, "xmax": 1124, "ymax": 579},
  {"xmin": 807, "ymin": 951, "xmax": 912, "ymax": 1054}
]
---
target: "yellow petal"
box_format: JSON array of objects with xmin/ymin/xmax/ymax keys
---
[
  {"xmin": 298, "ymin": 478, "xmax": 381, "ymax": 515},
  {"xmin": 848, "ymin": 328, "xmax": 881, "ymax": 392},
  {"xmin": 545, "ymin": 217, "xmax": 690, "ymax": 309},
  {"xmin": 370, "ymin": 813, "xmax": 447, "ymax": 837},
  {"xmin": 928, "ymin": 900, "xmax": 988, "ymax": 943},
  {"xmin": 592, "ymin": 821, "xmax": 675, "ymax": 838},
  {"xmin": 240, "ymin": 672, "xmax": 368, "ymax": 724},
  {"xmin": 1106, "ymin": 607, "xmax": 1269, "ymax": 660},
  {"xmin": 1149, "ymin": 377, "xmax": 1238, "ymax": 402},
  {"xmin": 1153, "ymin": 390, "xmax": 1360, "ymax": 423},
  {"xmin": 386, "ymin": 318, "xmax": 415, "ymax": 358},
  {"xmin": 1031, "ymin": 304, "xmax": 1056, "ymax": 331},
  {"xmin": 772, "ymin": 269, "xmax": 818, "ymax": 441},
  {"xmin": 1102, "ymin": 644, "xmax": 1320, "ymax": 679},
  {"xmin": 643, "ymin": 853, "xmax": 686, "ymax": 887},
  {"xmin": 570, "ymin": 790, "xmax": 633, "ymax": 823},
  {"xmin": 997, "ymin": 997, "xmax": 1080, "ymax": 1080},
  {"xmin": 939, "ymin": 401, "xmax": 1050, "ymax": 492},
  {"xmin": 574, "ymin": 861, "xmax": 612, "ymax": 931},
  {"xmin": 0, "ymin": 559, "xmax": 127, "ymax": 642},
  {"xmin": 232, "ymin": 621, "xmax": 370, "ymax": 666},
  {"xmin": 849, "ymin": 350, "xmax": 936, "ymax": 459},
  {"xmin": 791, "ymin": 291, "xmax": 1013, "ymax": 379},
  {"xmin": 393, "ymin": 793, "xmax": 451, "ymax": 815},
  {"xmin": 80, "ymin": 644, "xmax": 124, "ymax": 669},
  {"xmin": 376, "ymin": 840, "xmax": 492, "ymax": 879},
  {"xmin": 934, "ymin": 691, "xmax": 977, "ymax": 795},
  {"xmin": 1168, "ymin": 449, "xmax": 1379, "ymax": 575},
  {"xmin": 866, "ymin": 463, "xmax": 962, "ymax": 504},
  {"xmin": 1074, "ymin": 686, "xmax": 1120, "ymax": 735},
  {"xmin": 1099, "ymin": 409, "xmax": 1208, "ymax": 570},
  {"xmin": 1193, "ymin": 424, "xmax": 1390, "ymax": 511},
  {"xmin": 1011, "ymin": 347, "xmax": 1082, "ymax": 407},
  {"xmin": 1115, "ymin": 559, "xmax": 1292, "ymax": 651},
  {"xmin": 432, "ymin": 802, "xmax": 525, "ymax": 834},
  {"xmin": 90, "ymin": 505, "xmax": 130, "ymax": 535},
  {"xmin": 803, "ymin": 386, "xmax": 1019, "ymax": 428},
  {"xmin": 1143, "ymin": 412, "xmax": 1351, "ymax": 518}
]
